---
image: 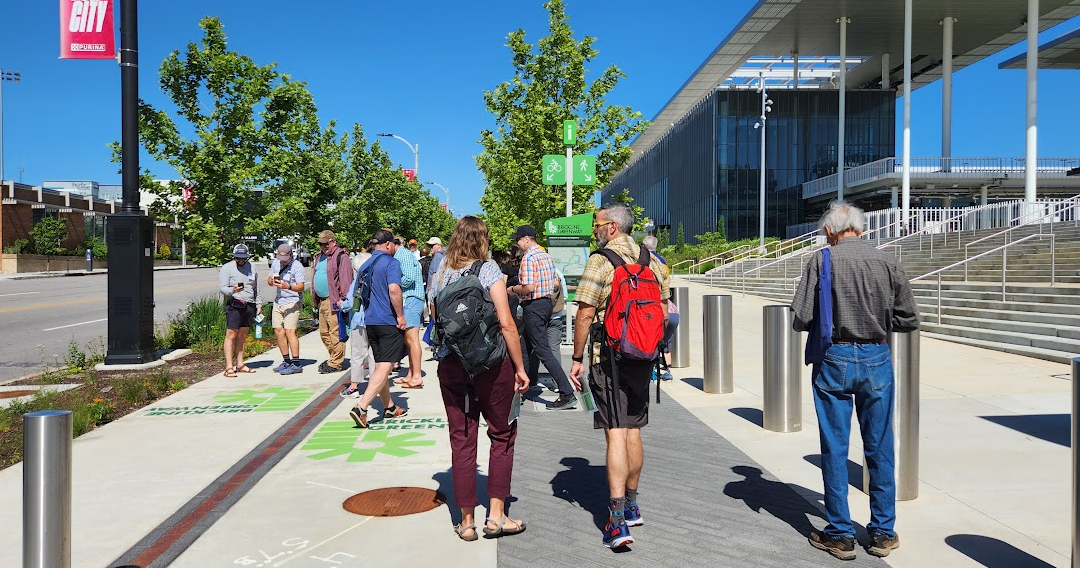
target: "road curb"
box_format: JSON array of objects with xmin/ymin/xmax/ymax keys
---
[{"xmin": 1, "ymin": 265, "xmax": 211, "ymax": 281}]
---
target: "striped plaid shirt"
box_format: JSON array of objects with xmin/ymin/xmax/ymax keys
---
[
  {"xmin": 518, "ymin": 244, "xmax": 558, "ymax": 300},
  {"xmin": 394, "ymin": 245, "xmax": 426, "ymax": 302}
]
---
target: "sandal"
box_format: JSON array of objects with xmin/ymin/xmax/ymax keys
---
[
  {"xmin": 397, "ymin": 380, "xmax": 424, "ymax": 389},
  {"xmin": 224, "ymin": 367, "xmax": 238, "ymax": 378},
  {"xmin": 453, "ymin": 523, "xmax": 478, "ymax": 542},
  {"xmin": 236, "ymin": 365, "xmax": 256, "ymax": 373},
  {"xmin": 483, "ymin": 517, "xmax": 526, "ymax": 538}
]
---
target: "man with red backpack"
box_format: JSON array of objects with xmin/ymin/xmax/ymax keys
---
[{"xmin": 569, "ymin": 203, "xmax": 670, "ymax": 550}]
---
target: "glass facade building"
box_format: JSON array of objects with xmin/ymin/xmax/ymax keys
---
[{"xmin": 603, "ymin": 89, "xmax": 895, "ymax": 242}]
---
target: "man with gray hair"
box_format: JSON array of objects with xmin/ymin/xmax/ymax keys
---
[
  {"xmin": 570, "ymin": 202, "xmax": 670, "ymax": 549},
  {"xmin": 791, "ymin": 201, "xmax": 919, "ymax": 560}
]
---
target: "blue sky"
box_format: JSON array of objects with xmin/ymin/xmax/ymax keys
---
[{"xmin": 3, "ymin": 1, "xmax": 1079, "ymax": 216}]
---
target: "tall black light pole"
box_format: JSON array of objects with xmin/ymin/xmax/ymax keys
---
[{"xmin": 104, "ymin": 0, "xmax": 156, "ymax": 365}]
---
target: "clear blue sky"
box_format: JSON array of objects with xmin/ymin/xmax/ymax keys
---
[{"xmin": 3, "ymin": 1, "xmax": 1079, "ymax": 216}]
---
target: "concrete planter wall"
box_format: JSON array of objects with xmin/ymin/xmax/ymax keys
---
[{"xmin": 1, "ymin": 254, "xmax": 183, "ymax": 274}]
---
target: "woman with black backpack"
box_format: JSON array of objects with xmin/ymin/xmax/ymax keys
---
[{"xmin": 428, "ymin": 216, "xmax": 530, "ymax": 542}]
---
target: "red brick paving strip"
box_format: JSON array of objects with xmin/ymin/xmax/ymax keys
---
[{"xmin": 128, "ymin": 387, "xmax": 341, "ymax": 567}]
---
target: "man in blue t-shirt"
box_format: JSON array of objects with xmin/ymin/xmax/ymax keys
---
[{"xmin": 350, "ymin": 229, "xmax": 408, "ymax": 427}]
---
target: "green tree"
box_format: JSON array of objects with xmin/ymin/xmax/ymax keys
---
[
  {"xmin": 133, "ymin": 17, "xmax": 333, "ymax": 265},
  {"xmin": 676, "ymin": 222, "xmax": 686, "ymax": 250},
  {"xmin": 716, "ymin": 217, "xmax": 727, "ymax": 241},
  {"xmin": 609, "ymin": 189, "xmax": 651, "ymax": 234},
  {"xmin": 30, "ymin": 217, "xmax": 68, "ymax": 256},
  {"xmin": 477, "ymin": 0, "xmax": 649, "ymax": 250}
]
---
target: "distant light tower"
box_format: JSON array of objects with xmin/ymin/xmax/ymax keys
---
[
  {"xmin": 0, "ymin": 69, "xmax": 22, "ymax": 182},
  {"xmin": 753, "ymin": 73, "xmax": 773, "ymax": 252},
  {"xmin": 376, "ymin": 133, "xmax": 418, "ymax": 178},
  {"xmin": 428, "ymin": 182, "xmax": 449, "ymax": 211}
]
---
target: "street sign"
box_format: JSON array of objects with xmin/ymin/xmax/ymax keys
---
[
  {"xmin": 572, "ymin": 155, "xmax": 596, "ymax": 185},
  {"xmin": 402, "ymin": 169, "xmax": 416, "ymax": 182},
  {"xmin": 562, "ymin": 120, "xmax": 577, "ymax": 145},
  {"xmin": 541, "ymin": 154, "xmax": 566, "ymax": 186}
]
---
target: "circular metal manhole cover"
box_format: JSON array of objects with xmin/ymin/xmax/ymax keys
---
[
  {"xmin": 0, "ymin": 390, "xmax": 36, "ymax": 399},
  {"xmin": 343, "ymin": 487, "xmax": 445, "ymax": 517}
]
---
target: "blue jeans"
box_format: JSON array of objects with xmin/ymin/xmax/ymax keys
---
[{"xmin": 812, "ymin": 342, "xmax": 896, "ymax": 539}]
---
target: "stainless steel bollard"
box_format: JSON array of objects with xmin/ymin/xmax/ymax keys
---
[
  {"xmin": 703, "ymin": 295, "xmax": 733, "ymax": 393},
  {"xmin": 670, "ymin": 287, "xmax": 691, "ymax": 368},
  {"xmin": 1073, "ymin": 358, "xmax": 1080, "ymax": 568},
  {"xmin": 23, "ymin": 410, "xmax": 72, "ymax": 568},
  {"xmin": 762, "ymin": 305, "xmax": 801, "ymax": 432},
  {"xmin": 863, "ymin": 330, "xmax": 920, "ymax": 501}
]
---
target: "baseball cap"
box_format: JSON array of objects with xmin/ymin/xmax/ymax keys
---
[
  {"xmin": 317, "ymin": 230, "xmax": 336, "ymax": 244},
  {"xmin": 426, "ymin": 237, "xmax": 442, "ymax": 246},
  {"xmin": 275, "ymin": 243, "xmax": 293, "ymax": 262},
  {"xmin": 510, "ymin": 225, "xmax": 538, "ymax": 241},
  {"xmin": 369, "ymin": 229, "xmax": 395, "ymax": 246},
  {"xmin": 232, "ymin": 243, "xmax": 250, "ymax": 258}
]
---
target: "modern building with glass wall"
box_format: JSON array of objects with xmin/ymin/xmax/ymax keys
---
[{"xmin": 602, "ymin": 0, "xmax": 1080, "ymax": 243}]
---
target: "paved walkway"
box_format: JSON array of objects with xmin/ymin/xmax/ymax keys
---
[{"xmin": 0, "ymin": 277, "xmax": 1071, "ymax": 567}]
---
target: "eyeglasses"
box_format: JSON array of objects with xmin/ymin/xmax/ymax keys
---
[
  {"xmin": 592, "ymin": 220, "xmax": 615, "ymax": 230},
  {"xmin": 318, "ymin": 242, "xmax": 330, "ymax": 247}
]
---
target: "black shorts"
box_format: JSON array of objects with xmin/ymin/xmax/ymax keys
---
[
  {"xmin": 225, "ymin": 300, "xmax": 256, "ymax": 330},
  {"xmin": 589, "ymin": 357, "xmax": 653, "ymax": 430},
  {"xmin": 367, "ymin": 325, "xmax": 405, "ymax": 363}
]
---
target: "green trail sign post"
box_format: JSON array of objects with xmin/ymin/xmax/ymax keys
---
[
  {"xmin": 572, "ymin": 155, "xmax": 596, "ymax": 185},
  {"xmin": 542, "ymin": 154, "xmax": 566, "ymax": 186},
  {"xmin": 562, "ymin": 120, "xmax": 577, "ymax": 145},
  {"xmin": 543, "ymin": 212, "xmax": 593, "ymax": 346},
  {"xmin": 539, "ymin": 120, "xmax": 595, "ymax": 217}
]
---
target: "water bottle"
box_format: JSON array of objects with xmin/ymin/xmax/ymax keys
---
[{"xmin": 254, "ymin": 313, "xmax": 265, "ymax": 339}]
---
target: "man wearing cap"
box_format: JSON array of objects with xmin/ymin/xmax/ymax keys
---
[
  {"xmin": 312, "ymin": 230, "xmax": 354, "ymax": 374},
  {"xmin": 268, "ymin": 243, "xmax": 307, "ymax": 375},
  {"xmin": 508, "ymin": 225, "xmax": 576, "ymax": 410},
  {"xmin": 426, "ymin": 237, "xmax": 444, "ymax": 284},
  {"xmin": 218, "ymin": 244, "xmax": 264, "ymax": 377},
  {"xmin": 350, "ymin": 229, "xmax": 409, "ymax": 426}
]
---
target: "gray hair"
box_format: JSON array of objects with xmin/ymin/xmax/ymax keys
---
[
  {"xmin": 642, "ymin": 235, "xmax": 658, "ymax": 250},
  {"xmin": 819, "ymin": 202, "xmax": 865, "ymax": 234},
  {"xmin": 601, "ymin": 203, "xmax": 634, "ymax": 234}
]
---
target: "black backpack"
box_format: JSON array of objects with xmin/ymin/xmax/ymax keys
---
[{"xmin": 433, "ymin": 260, "xmax": 506, "ymax": 379}]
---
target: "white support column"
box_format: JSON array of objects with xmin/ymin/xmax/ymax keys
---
[
  {"xmin": 1026, "ymin": 0, "xmax": 1039, "ymax": 204},
  {"xmin": 942, "ymin": 18, "xmax": 955, "ymax": 164},
  {"xmin": 902, "ymin": 0, "xmax": 913, "ymax": 232},
  {"xmin": 793, "ymin": 52, "xmax": 799, "ymax": 87},
  {"xmin": 980, "ymin": 185, "xmax": 989, "ymax": 229},
  {"xmin": 838, "ymin": 17, "xmax": 849, "ymax": 202},
  {"xmin": 881, "ymin": 53, "xmax": 890, "ymax": 89},
  {"xmin": 891, "ymin": 186, "xmax": 899, "ymax": 237}
]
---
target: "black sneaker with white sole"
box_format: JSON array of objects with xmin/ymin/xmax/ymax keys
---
[{"xmin": 547, "ymin": 396, "xmax": 577, "ymax": 411}]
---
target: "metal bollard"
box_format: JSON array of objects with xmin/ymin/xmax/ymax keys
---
[
  {"xmin": 670, "ymin": 287, "xmax": 690, "ymax": 368},
  {"xmin": 85, "ymin": 248, "xmax": 92, "ymax": 272},
  {"xmin": 702, "ymin": 295, "xmax": 733, "ymax": 393},
  {"xmin": 1073, "ymin": 358, "xmax": 1080, "ymax": 568},
  {"xmin": 23, "ymin": 410, "xmax": 72, "ymax": 568},
  {"xmin": 762, "ymin": 305, "xmax": 801, "ymax": 432},
  {"xmin": 863, "ymin": 330, "xmax": 920, "ymax": 501}
]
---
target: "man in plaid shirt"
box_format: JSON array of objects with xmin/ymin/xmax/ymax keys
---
[{"xmin": 507, "ymin": 224, "xmax": 576, "ymax": 410}]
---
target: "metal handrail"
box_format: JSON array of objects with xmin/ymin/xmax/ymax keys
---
[
  {"xmin": 741, "ymin": 218, "xmax": 900, "ymax": 278},
  {"xmin": 689, "ymin": 242, "xmax": 759, "ymax": 274},
  {"xmin": 964, "ymin": 196, "xmax": 1080, "ymax": 253},
  {"xmin": 877, "ymin": 199, "xmax": 1018, "ymax": 260},
  {"xmin": 670, "ymin": 259, "xmax": 695, "ymax": 273},
  {"xmin": 913, "ymin": 233, "xmax": 1056, "ymax": 324}
]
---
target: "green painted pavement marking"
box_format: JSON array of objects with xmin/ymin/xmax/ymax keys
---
[
  {"xmin": 213, "ymin": 387, "xmax": 315, "ymax": 412},
  {"xmin": 301, "ymin": 422, "xmax": 437, "ymax": 462}
]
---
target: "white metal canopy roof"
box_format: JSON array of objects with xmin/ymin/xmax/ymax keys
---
[{"xmin": 630, "ymin": 0, "xmax": 1080, "ymax": 160}]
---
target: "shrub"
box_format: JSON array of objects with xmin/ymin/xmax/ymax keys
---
[
  {"xmin": 30, "ymin": 217, "xmax": 68, "ymax": 256},
  {"xmin": 65, "ymin": 340, "xmax": 87, "ymax": 373},
  {"xmin": 159, "ymin": 244, "xmax": 172, "ymax": 259},
  {"xmin": 3, "ymin": 238, "xmax": 29, "ymax": 254}
]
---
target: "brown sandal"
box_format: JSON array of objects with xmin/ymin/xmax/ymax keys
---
[
  {"xmin": 224, "ymin": 367, "xmax": 238, "ymax": 378},
  {"xmin": 454, "ymin": 523, "xmax": 478, "ymax": 542}
]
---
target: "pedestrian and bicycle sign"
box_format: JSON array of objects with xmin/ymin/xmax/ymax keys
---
[
  {"xmin": 541, "ymin": 154, "xmax": 595, "ymax": 186},
  {"xmin": 542, "ymin": 154, "xmax": 566, "ymax": 185},
  {"xmin": 573, "ymin": 155, "xmax": 595, "ymax": 185}
]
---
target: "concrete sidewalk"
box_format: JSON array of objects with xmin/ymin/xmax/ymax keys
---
[{"xmin": 0, "ymin": 278, "xmax": 1070, "ymax": 567}]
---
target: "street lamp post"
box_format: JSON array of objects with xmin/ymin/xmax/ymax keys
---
[
  {"xmin": 0, "ymin": 69, "xmax": 22, "ymax": 182},
  {"xmin": 427, "ymin": 182, "xmax": 450, "ymax": 211},
  {"xmin": 377, "ymin": 133, "xmax": 418, "ymax": 178},
  {"xmin": 753, "ymin": 74, "xmax": 773, "ymax": 252}
]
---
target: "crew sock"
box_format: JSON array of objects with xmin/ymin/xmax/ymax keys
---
[{"xmin": 609, "ymin": 497, "xmax": 626, "ymax": 522}]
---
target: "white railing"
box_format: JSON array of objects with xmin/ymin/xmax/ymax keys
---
[{"xmin": 802, "ymin": 156, "xmax": 1080, "ymax": 199}]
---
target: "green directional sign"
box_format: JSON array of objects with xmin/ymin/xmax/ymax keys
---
[
  {"xmin": 572, "ymin": 154, "xmax": 596, "ymax": 185},
  {"xmin": 542, "ymin": 154, "xmax": 566, "ymax": 185},
  {"xmin": 563, "ymin": 120, "xmax": 577, "ymax": 145}
]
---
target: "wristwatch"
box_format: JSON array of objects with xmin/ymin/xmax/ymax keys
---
[{"xmin": 571, "ymin": 355, "xmax": 584, "ymax": 363}]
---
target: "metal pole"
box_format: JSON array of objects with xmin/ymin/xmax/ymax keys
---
[
  {"xmin": 703, "ymin": 295, "xmax": 733, "ymax": 393},
  {"xmin": 565, "ymin": 145, "xmax": 573, "ymax": 217},
  {"xmin": 759, "ymin": 74, "xmax": 767, "ymax": 251},
  {"xmin": 23, "ymin": 410, "xmax": 72, "ymax": 568},
  {"xmin": 942, "ymin": 17, "xmax": 955, "ymax": 164},
  {"xmin": 414, "ymin": 143, "xmax": 419, "ymax": 179},
  {"xmin": 837, "ymin": 17, "xmax": 849, "ymax": 202},
  {"xmin": 1072, "ymin": 357, "xmax": 1080, "ymax": 568},
  {"xmin": 1026, "ymin": 0, "xmax": 1039, "ymax": 204},
  {"xmin": 864, "ymin": 331, "xmax": 920, "ymax": 501},
  {"xmin": 902, "ymin": 0, "xmax": 913, "ymax": 232},
  {"xmin": 0, "ymin": 69, "xmax": 4, "ymax": 182},
  {"xmin": 670, "ymin": 287, "xmax": 691, "ymax": 367},
  {"xmin": 762, "ymin": 305, "xmax": 801, "ymax": 432}
]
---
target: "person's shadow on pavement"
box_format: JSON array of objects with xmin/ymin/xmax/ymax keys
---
[
  {"xmin": 550, "ymin": 456, "xmax": 609, "ymax": 531},
  {"xmin": 723, "ymin": 465, "xmax": 823, "ymax": 538}
]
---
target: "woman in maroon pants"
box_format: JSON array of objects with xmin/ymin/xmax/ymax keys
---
[{"xmin": 429, "ymin": 216, "xmax": 530, "ymax": 541}]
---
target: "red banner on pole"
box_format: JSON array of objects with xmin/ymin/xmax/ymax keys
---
[
  {"xmin": 402, "ymin": 169, "xmax": 416, "ymax": 182},
  {"xmin": 59, "ymin": 0, "xmax": 116, "ymax": 59}
]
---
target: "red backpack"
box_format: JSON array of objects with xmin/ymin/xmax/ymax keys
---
[{"xmin": 593, "ymin": 246, "xmax": 666, "ymax": 361}]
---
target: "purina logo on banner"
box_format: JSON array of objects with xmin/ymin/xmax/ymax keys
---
[{"xmin": 59, "ymin": 0, "xmax": 116, "ymax": 60}]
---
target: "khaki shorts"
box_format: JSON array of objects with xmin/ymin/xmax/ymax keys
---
[{"xmin": 272, "ymin": 301, "xmax": 301, "ymax": 329}]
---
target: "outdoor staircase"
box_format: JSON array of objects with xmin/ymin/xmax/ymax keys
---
[{"xmin": 688, "ymin": 220, "xmax": 1080, "ymax": 364}]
